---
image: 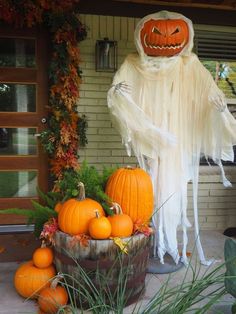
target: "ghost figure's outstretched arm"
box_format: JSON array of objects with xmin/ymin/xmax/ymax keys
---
[
  {"xmin": 209, "ymin": 87, "xmax": 227, "ymax": 113},
  {"xmin": 107, "ymin": 81, "xmax": 176, "ymax": 160},
  {"xmin": 206, "ymin": 81, "xmax": 236, "ymax": 187}
]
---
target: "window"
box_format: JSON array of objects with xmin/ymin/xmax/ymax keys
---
[{"xmin": 194, "ymin": 26, "xmax": 236, "ymax": 165}]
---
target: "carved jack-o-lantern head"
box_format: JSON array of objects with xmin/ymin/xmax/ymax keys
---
[{"xmin": 140, "ymin": 18, "xmax": 189, "ymax": 57}]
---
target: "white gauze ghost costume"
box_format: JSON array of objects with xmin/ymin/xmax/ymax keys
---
[{"xmin": 107, "ymin": 11, "xmax": 236, "ymax": 265}]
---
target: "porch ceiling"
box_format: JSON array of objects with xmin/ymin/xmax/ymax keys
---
[
  {"xmin": 114, "ymin": 0, "xmax": 236, "ymax": 11},
  {"xmin": 78, "ymin": 0, "xmax": 236, "ymax": 26}
]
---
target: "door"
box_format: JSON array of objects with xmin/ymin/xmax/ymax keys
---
[{"xmin": 0, "ymin": 27, "xmax": 49, "ymax": 227}]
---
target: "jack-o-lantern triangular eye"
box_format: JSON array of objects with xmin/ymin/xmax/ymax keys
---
[
  {"xmin": 171, "ymin": 28, "xmax": 180, "ymax": 35},
  {"xmin": 152, "ymin": 27, "xmax": 162, "ymax": 35}
]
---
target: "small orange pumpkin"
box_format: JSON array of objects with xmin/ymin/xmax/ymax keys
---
[
  {"xmin": 140, "ymin": 18, "xmax": 189, "ymax": 57},
  {"xmin": 108, "ymin": 204, "xmax": 133, "ymax": 238},
  {"xmin": 88, "ymin": 210, "xmax": 112, "ymax": 239},
  {"xmin": 33, "ymin": 242, "xmax": 54, "ymax": 269},
  {"xmin": 14, "ymin": 261, "xmax": 56, "ymax": 299},
  {"xmin": 58, "ymin": 182, "xmax": 105, "ymax": 235},
  {"xmin": 38, "ymin": 276, "xmax": 68, "ymax": 314},
  {"xmin": 54, "ymin": 202, "xmax": 63, "ymax": 213},
  {"xmin": 105, "ymin": 167, "xmax": 154, "ymax": 224}
]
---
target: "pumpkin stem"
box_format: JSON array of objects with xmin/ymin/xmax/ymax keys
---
[
  {"xmin": 41, "ymin": 240, "xmax": 46, "ymax": 248},
  {"xmin": 50, "ymin": 273, "xmax": 64, "ymax": 289},
  {"xmin": 78, "ymin": 182, "xmax": 86, "ymax": 200},
  {"xmin": 126, "ymin": 165, "xmax": 134, "ymax": 170},
  {"xmin": 111, "ymin": 202, "xmax": 123, "ymax": 215},
  {"xmin": 95, "ymin": 210, "xmax": 100, "ymax": 218}
]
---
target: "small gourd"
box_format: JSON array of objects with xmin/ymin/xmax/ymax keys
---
[
  {"xmin": 33, "ymin": 241, "xmax": 54, "ymax": 269},
  {"xmin": 38, "ymin": 275, "xmax": 68, "ymax": 314},
  {"xmin": 88, "ymin": 210, "xmax": 112, "ymax": 239},
  {"xmin": 108, "ymin": 203, "xmax": 133, "ymax": 238}
]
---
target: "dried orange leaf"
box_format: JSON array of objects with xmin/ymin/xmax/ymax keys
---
[
  {"xmin": 69, "ymin": 234, "xmax": 90, "ymax": 248},
  {"xmin": 40, "ymin": 218, "xmax": 58, "ymax": 245},
  {"xmin": 179, "ymin": 251, "xmax": 192, "ymax": 257},
  {"xmin": 133, "ymin": 219, "xmax": 153, "ymax": 237}
]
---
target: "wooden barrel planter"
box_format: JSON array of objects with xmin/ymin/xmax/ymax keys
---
[{"xmin": 54, "ymin": 231, "xmax": 150, "ymax": 307}]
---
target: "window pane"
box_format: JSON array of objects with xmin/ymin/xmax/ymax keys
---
[
  {"xmin": 202, "ymin": 61, "xmax": 236, "ymax": 99},
  {"xmin": 0, "ymin": 171, "xmax": 37, "ymax": 197},
  {"xmin": 0, "ymin": 128, "xmax": 37, "ymax": 155},
  {"xmin": 0, "ymin": 83, "xmax": 36, "ymax": 112},
  {"xmin": 0, "ymin": 38, "xmax": 35, "ymax": 68}
]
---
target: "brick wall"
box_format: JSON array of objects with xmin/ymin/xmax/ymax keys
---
[
  {"xmin": 78, "ymin": 14, "xmax": 236, "ymax": 232},
  {"xmin": 78, "ymin": 14, "xmax": 139, "ymax": 170}
]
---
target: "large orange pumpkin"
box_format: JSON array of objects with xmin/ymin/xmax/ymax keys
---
[
  {"xmin": 14, "ymin": 261, "xmax": 56, "ymax": 299},
  {"xmin": 140, "ymin": 18, "xmax": 189, "ymax": 57},
  {"xmin": 105, "ymin": 167, "xmax": 154, "ymax": 224},
  {"xmin": 58, "ymin": 182, "xmax": 105, "ymax": 235}
]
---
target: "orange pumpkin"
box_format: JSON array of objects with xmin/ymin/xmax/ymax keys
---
[
  {"xmin": 105, "ymin": 167, "xmax": 154, "ymax": 224},
  {"xmin": 88, "ymin": 210, "xmax": 112, "ymax": 239},
  {"xmin": 38, "ymin": 277, "xmax": 68, "ymax": 314},
  {"xmin": 140, "ymin": 18, "xmax": 189, "ymax": 57},
  {"xmin": 33, "ymin": 242, "xmax": 54, "ymax": 269},
  {"xmin": 108, "ymin": 204, "xmax": 133, "ymax": 238},
  {"xmin": 14, "ymin": 261, "xmax": 56, "ymax": 299},
  {"xmin": 58, "ymin": 182, "xmax": 105, "ymax": 235}
]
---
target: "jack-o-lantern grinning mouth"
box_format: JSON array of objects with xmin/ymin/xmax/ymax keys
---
[{"xmin": 143, "ymin": 33, "xmax": 186, "ymax": 50}]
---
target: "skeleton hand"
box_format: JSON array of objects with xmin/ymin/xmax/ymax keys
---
[
  {"xmin": 209, "ymin": 94, "xmax": 226, "ymax": 112},
  {"xmin": 112, "ymin": 81, "xmax": 131, "ymax": 95}
]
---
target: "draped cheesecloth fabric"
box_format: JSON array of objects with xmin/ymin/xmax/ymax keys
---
[{"xmin": 107, "ymin": 11, "xmax": 236, "ymax": 265}]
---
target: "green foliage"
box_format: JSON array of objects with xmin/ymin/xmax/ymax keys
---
[
  {"xmin": 224, "ymin": 238, "xmax": 236, "ymax": 298},
  {"xmin": 0, "ymin": 162, "xmax": 116, "ymax": 236},
  {"xmin": 141, "ymin": 263, "xmax": 226, "ymax": 314},
  {"xmin": 59, "ymin": 248, "xmax": 138, "ymax": 314},
  {"xmin": 55, "ymin": 161, "xmax": 117, "ymax": 215},
  {"xmin": 232, "ymin": 302, "xmax": 236, "ymax": 314},
  {"xmin": 37, "ymin": 187, "xmax": 61, "ymax": 209},
  {"xmin": 78, "ymin": 114, "xmax": 88, "ymax": 147},
  {"xmin": 0, "ymin": 201, "xmax": 57, "ymax": 237},
  {"xmin": 57, "ymin": 248, "xmax": 227, "ymax": 314},
  {"xmin": 39, "ymin": 128, "xmax": 57, "ymax": 156},
  {"xmin": 202, "ymin": 60, "xmax": 236, "ymax": 98}
]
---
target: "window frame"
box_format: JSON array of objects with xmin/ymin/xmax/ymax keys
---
[{"xmin": 194, "ymin": 24, "xmax": 236, "ymax": 166}]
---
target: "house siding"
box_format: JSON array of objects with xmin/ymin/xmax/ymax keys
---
[{"xmin": 78, "ymin": 14, "xmax": 236, "ymax": 232}]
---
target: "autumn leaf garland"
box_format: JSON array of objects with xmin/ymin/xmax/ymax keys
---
[
  {"xmin": 41, "ymin": 11, "xmax": 88, "ymax": 179},
  {"xmin": 0, "ymin": 0, "xmax": 88, "ymax": 181},
  {"xmin": 0, "ymin": 0, "xmax": 81, "ymax": 27}
]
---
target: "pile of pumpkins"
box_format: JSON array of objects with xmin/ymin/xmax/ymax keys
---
[
  {"xmin": 14, "ymin": 167, "xmax": 154, "ymax": 312},
  {"xmin": 57, "ymin": 167, "xmax": 154, "ymax": 239},
  {"xmin": 14, "ymin": 243, "xmax": 68, "ymax": 314}
]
